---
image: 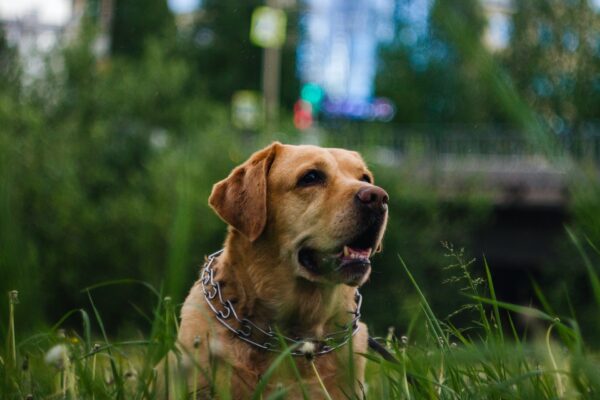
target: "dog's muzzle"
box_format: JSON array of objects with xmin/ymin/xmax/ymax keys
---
[{"xmin": 298, "ymin": 185, "xmax": 388, "ymax": 286}]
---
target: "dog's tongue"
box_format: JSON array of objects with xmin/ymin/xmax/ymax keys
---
[{"xmin": 342, "ymin": 246, "xmax": 372, "ymax": 260}]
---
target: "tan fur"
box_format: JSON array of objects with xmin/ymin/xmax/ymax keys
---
[{"xmin": 172, "ymin": 143, "xmax": 388, "ymax": 399}]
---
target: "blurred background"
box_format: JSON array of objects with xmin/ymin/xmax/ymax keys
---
[{"xmin": 1, "ymin": 0, "xmax": 600, "ymax": 341}]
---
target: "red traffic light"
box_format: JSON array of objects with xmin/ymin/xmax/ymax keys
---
[{"xmin": 293, "ymin": 100, "xmax": 313, "ymax": 130}]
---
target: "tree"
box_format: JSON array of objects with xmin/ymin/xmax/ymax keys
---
[
  {"xmin": 110, "ymin": 0, "xmax": 176, "ymax": 57},
  {"xmin": 505, "ymin": 0, "xmax": 600, "ymax": 136},
  {"xmin": 376, "ymin": 0, "xmax": 499, "ymax": 126},
  {"xmin": 0, "ymin": 27, "xmax": 20, "ymax": 93},
  {"xmin": 186, "ymin": 0, "xmax": 299, "ymax": 108}
]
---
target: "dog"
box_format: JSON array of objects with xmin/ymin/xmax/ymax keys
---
[{"xmin": 174, "ymin": 142, "xmax": 388, "ymax": 398}]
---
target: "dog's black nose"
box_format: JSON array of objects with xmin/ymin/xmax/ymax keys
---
[{"xmin": 356, "ymin": 186, "xmax": 389, "ymax": 213}]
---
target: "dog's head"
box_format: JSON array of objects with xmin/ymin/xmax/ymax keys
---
[{"xmin": 209, "ymin": 142, "xmax": 388, "ymax": 287}]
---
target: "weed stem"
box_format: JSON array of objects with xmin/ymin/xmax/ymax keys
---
[
  {"xmin": 546, "ymin": 323, "xmax": 564, "ymax": 396},
  {"xmin": 310, "ymin": 361, "xmax": 333, "ymax": 400},
  {"xmin": 7, "ymin": 290, "xmax": 18, "ymax": 368}
]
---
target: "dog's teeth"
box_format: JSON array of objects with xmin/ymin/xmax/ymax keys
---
[
  {"xmin": 343, "ymin": 246, "xmax": 350, "ymax": 257},
  {"xmin": 341, "ymin": 246, "xmax": 374, "ymax": 260}
]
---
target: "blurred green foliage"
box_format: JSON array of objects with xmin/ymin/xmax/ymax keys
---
[
  {"xmin": 378, "ymin": 0, "xmax": 600, "ymax": 134},
  {"xmin": 507, "ymin": 0, "xmax": 600, "ymax": 135},
  {"xmin": 173, "ymin": 0, "xmax": 299, "ymax": 107},
  {"xmin": 0, "ymin": 20, "xmax": 492, "ymax": 337},
  {"xmin": 360, "ymin": 167, "xmax": 492, "ymax": 333},
  {"xmin": 0, "ymin": 26, "xmax": 242, "ymax": 334},
  {"xmin": 111, "ymin": 0, "xmax": 176, "ymax": 57},
  {"xmin": 378, "ymin": 0, "xmax": 501, "ymax": 124}
]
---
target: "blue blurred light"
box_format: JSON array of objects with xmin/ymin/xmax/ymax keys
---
[{"xmin": 322, "ymin": 98, "xmax": 395, "ymax": 121}]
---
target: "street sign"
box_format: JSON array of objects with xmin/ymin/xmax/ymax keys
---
[
  {"xmin": 231, "ymin": 91, "xmax": 263, "ymax": 130},
  {"xmin": 250, "ymin": 6, "xmax": 287, "ymax": 49}
]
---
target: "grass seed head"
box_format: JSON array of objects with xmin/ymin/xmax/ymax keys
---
[{"xmin": 8, "ymin": 290, "xmax": 19, "ymax": 304}]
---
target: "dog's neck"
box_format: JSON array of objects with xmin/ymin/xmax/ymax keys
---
[{"xmin": 213, "ymin": 230, "xmax": 357, "ymax": 339}]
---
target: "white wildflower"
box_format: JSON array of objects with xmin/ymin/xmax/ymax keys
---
[
  {"xmin": 44, "ymin": 344, "xmax": 68, "ymax": 370},
  {"xmin": 208, "ymin": 337, "xmax": 224, "ymax": 356},
  {"xmin": 299, "ymin": 341, "xmax": 316, "ymax": 359}
]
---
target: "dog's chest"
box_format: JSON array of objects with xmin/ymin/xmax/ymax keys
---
[{"xmin": 233, "ymin": 346, "xmax": 343, "ymax": 396}]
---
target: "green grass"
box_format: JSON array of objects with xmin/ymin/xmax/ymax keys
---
[{"xmin": 2, "ymin": 233, "xmax": 600, "ymax": 399}]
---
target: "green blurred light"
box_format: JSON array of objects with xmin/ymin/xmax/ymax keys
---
[{"xmin": 300, "ymin": 83, "xmax": 324, "ymax": 107}]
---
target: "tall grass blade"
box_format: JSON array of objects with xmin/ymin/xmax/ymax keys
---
[
  {"xmin": 250, "ymin": 343, "xmax": 301, "ymax": 400},
  {"xmin": 400, "ymin": 256, "xmax": 447, "ymax": 349},
  {"xmin": 86, "ymin": 290, "xmax": 125, "ymax": 400},
  {"xmin": 530, "ymin": 279, "xmax": 555, "ymax": 316},
  {"xmin": 165, "ymin": 152, "xmax": 196, "ymax": 302},
  {"xmin": 83, "ymin": 279, "xmax": 160, "ymax": 299},
  {"xmin": 271, "ymin": 332, "xmax": 310, "ymax": 400},
  {"xmin": 470, "ymin": 296, "xmax": 556, "ymax": 323},
  {"xmin": 566, "ymin": 227, "xmax": 600, "ymax": 308},
  {"xmin": 483, "ymin": 256, "xmax": 503, "ymax": 342},
  {"xmin": 80, "ymin": 309, "xmax": 92, "ymax": 353},
  {"xmin": 545, "ymin": 323, "xmax": 564, "ymax": 396}
]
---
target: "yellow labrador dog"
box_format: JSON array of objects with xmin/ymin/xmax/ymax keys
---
[{"xmin": 175, "ymin": 142, "xmax": 388, "ymax": 398}]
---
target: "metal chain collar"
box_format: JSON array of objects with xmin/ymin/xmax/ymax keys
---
[{"xmin": 200, "ymin": 249, "xmax": 362, "ymax": 357}]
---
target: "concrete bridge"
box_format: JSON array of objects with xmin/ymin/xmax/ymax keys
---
[
  {"xmin": 324, "ymin": 130, "xmax": 600, "ymax": 207},
  {"xmin": 381, "ymin": 153, "xmax": 570, "ymax": 207}
]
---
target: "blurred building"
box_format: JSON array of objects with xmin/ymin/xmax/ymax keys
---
[
  {"xmin": 0, "ymin": 0, "xmax": 113, "ymax": 75},
  {"xmin": 296, "ymin": 0, "xmax": 516, "ymax": 120},
  {"xmin": 297, "ymin": 0, "xmax": 395, "ymax": 110},
  {"xmin": 0, "ymin": 0, "xmax": 78, "ymax": 70}
]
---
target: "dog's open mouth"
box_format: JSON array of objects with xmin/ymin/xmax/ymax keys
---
[
  {"xmin": 298, "ymin": 224, "xmax": 381, "ymax": 285},
  {"xmin": 298, "ymin": 245, "xmax": 372, "ymax": 272}
]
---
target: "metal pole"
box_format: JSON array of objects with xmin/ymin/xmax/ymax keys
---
[
  {"xmin": 262, "ymin": 46, "xmax": 281, "ymax": 133},
  {"xmin": 262, "ymin": 0, "xmax": 282, "ymax": 134}
]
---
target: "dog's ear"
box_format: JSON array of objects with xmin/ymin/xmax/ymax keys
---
[{"xmin": 209, "ymin": 142, "xmax": 280, "ymax": 242}]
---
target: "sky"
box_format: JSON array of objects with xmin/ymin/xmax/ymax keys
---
[
  {"xmin": 167, "ymin": 0, "xmax": 200, "ymax": 14},
  {"xmin": 0, "ymin": 0, "xmax": 201, "ymax": 24},
  {"xmin": 3, "ymin": 0, "xmax": 600, "ymax": 24},
  {"xmin": 0, "ymin": 0, "xmax": 71, "ymax": 25}
]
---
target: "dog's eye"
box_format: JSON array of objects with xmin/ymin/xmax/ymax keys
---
[
  {"xmin": 360, "ymin": 174, "xmax": 372, "ymax": 184},
  {"xmin": 297, "ymin": 170, "xmax": 325, "ymax": 187}
]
